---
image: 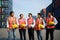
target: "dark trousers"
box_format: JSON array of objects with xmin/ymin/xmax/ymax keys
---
[
  {"xmin": 28, "ymin": 28, "xmax": 34, "ymax": 40},
  {"xmin": 19, "ymin": 29, "xmax": 26, "ymax": 40},
  {"xmin": 36, "ymin": 30, "xmax": 43, "ymax": 40},
  {"xmin": 46, "ymin": 29, "xmax": 54, "ymax": 40}
]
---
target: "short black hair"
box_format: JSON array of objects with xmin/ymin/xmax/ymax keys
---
[
  {"xmin": 20, "ymin": 14, "xmax": 23, "ymax": 16},
  {"xmin": 29, "ymin": 13, "xmax": 32, "ymax": 16},
  {"xmin": 38, "ymin": 13, "xmax": 42, "ymax": 16},
  {"xmin": 10, "ymin": 11, "xmax": 14, "ymax": 15}
]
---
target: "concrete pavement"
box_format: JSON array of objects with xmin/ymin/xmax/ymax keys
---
[{"xmin": 0, "ymin": 28, "xmax": 60, "ymax": 40}]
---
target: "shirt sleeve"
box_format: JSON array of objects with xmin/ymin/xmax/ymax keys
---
[
  {"xmin": 54, "ymin": 17, "xmax": 58, "ymax": 25},
  {"xmin": 17, "ymin": 20, "xmax": 19, "ymax": 25},
  {"xmin": 7, "ymin": 18, "xmax": 9, "ymax": 28},
  {"xmin": 43, "ymin": 20, "xmax": 45, "ymax": 28}
]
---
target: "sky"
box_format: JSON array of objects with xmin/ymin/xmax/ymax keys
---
[{"xmin": 13, "ymin": 0, "xmax": 52, "ymax": 19}]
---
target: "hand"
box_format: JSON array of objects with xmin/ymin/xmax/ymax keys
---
[{"xmin": 7, "ymin": 28, "xmax": 10, "ymax": 32}]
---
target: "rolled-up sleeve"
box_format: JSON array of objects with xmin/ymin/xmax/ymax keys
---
[
  {"xmin": 43, "ymin": 20, "xmax": 45, "ymax": 28},
  {"xmin": 54, "ymin": 17, "xmax": 58, "ymax": 25},
  {"xmin": 7, "ymin": 21, "xmax": 9, "ymax": 28}
]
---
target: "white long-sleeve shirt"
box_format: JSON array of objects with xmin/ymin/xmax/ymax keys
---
[
  {"xmin": 54, "ymin": 17, "xmax": 58, "ymax": 25},
  {"xmin": 43, "ymin": 20, "xmax": 45, "ymax": 28}
]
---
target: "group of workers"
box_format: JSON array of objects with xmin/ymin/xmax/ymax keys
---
[{"xmin": 7, "ymin": 11, "xmax": 58, "ymax": 40}]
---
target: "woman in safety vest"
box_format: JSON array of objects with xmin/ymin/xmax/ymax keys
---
[
  {"xmin": 27, "ymin": 13, "xmax": 35, "ymax": 40},
  {"xmin": 18, "ymin": 14, "xmax": 26, "ymax": 40}
]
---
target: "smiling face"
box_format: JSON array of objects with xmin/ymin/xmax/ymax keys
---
[
  {"xmin": 38, "ymin": 14, "xmax": 41, "ymax": 18},
  {"xmin": 20, "ymin": 14, "xmax": 23, "ymax": 19},
  {"xmin": 28, "ymin": 13, "xmax": 32, "ymax": 18},
  {"xmin": 11, "ymin": 13, "xmax": 14, "ymax": 17},
  {"xmin": 29, "ymin": 15, "xmax": 32, "ymax": 18},
  {"xmin": 48, "ymin": 12, "xmax": 52, "ymax": 17},
  {"xmin": 37, "ymin": 13, "xmax": 41, "ymax": 18},
  {"xmin": 10, "ymin": 11, "xmax": 14, "ymax": 17}
]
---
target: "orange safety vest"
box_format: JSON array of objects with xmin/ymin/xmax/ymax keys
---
[
  {"xmin": 27, "ymin": 18, "xmax": 34, "ymax": 28},
  {"xmin": 46, "ymin": 16, "xmax": 55, "ymax": 29},
  {"xmin": 8, "ymin": 17, "xmax": 16, "ymax": 29},
  {"xmin": 18, "ymin": 18, "xmax": 26, "ymax": 29},
  {"xmin": 35, "ymin": 18, "xmax": 43, "ymax": 30}
]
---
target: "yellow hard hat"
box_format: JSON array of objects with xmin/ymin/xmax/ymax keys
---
[
  {"xmin": 38, "ymin": 24, "xmax": 44, "ymax": 28},
  {"xmin": 12, "ymin": 24, "xmax": 18, "ymax": 29},
  {"xmin": 21, "ymin": 24, "xmax": 26, "ymax": 27},
  {"xmin": 49, "ymin": 21, "xmax": 54, "ymax": 25}
]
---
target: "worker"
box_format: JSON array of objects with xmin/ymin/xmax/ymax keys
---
[
  {"xmin": 27, "ymin": 13, "xmax": 35, "ymax": 40},
  {"xmin": 7, "ymin": 11, "xmax": 18, "ymax": 40},
  {"xmin": 46, "ymin": 12, "xmax": 58, "ymax": 40},
  {"xmin": 35, "ymin": 13, "xmax": 45, "ymax": 40},
  {"xmin": 18, "ymin": 14, "xmax": 26, "ymax": 40}
]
